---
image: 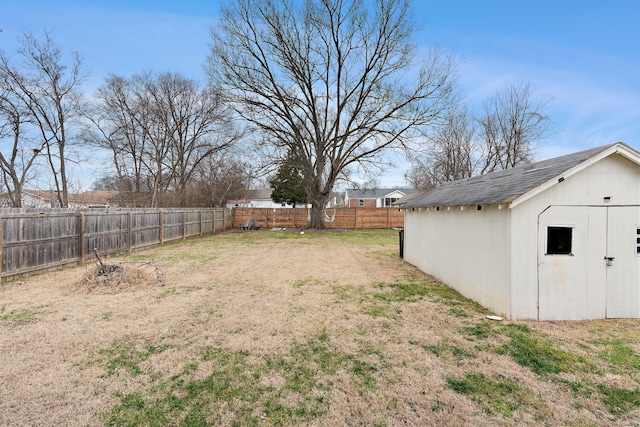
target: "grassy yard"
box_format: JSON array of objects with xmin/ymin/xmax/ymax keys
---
[{"xmin": 1, "ymin": 229, "xmax": 640, "ymax": 426}]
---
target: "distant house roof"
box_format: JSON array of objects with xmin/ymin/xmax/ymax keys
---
[
  {"xmin": 347, "ymin": 188, "xmax": 417, "ymax": 199},
  {"xmin": 68, "ymin": 191, "xmax": 119, "ymax": 205},
  {"xmin": 25, "ymin": 190, "xmax": 119, "ymax": 206},
  {"xmin": 401, "ymin": 143, "xmax": 636, "ymax": 209},
  {"xmin": 246, "ymin": 189, "xmax": 273, "ymax": 200}
]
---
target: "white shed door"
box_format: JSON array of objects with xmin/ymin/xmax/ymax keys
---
[
  {"xmin": 606, "ymin": 206, "xmax": 640, "ymax": 318},
  {"xmin": 538, "ymin": 206, "xmax": 640, "ymax": 320}
]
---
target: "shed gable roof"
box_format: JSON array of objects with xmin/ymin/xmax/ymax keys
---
[{"xmin": 402, "ymin": 143, "xmax": 639, "ymax": 209}]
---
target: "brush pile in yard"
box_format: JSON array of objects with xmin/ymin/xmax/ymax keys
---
[{"xmin": 72, "ymin": 261, "xmax": 163, "ymax": 294}]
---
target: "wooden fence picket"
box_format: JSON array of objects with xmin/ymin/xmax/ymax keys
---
[
  {"xmin": 0, "ymin": 208, "xmax": 232, "ymax": 279},
  {"xmin": 231, "ymin": 207, "xmax": 404, "ymax": 230}
]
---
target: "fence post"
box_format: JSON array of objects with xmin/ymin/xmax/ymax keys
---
[
  {"xmin": 159, "ymin": 211, "xmax": 164, "ymax": 245},
  {"xmin": 387, "ymin": 208, "xmax": 390, "ymax": 229},
  {"xmin": 183, "ymin": 210, "xmax": 187, "ymax": 240},
  {"xmin": 200, "ymin": 209, "xmax": 203, "ymax": 236},
  {"xmin": 128, "ymin": 211, "xmax": 133, "ymax": 253},
  {"xmin": 223, "ymin": 208, "xmax": 226, "ymax": 231},
  {"xmin": 78, "ymin": 213, "xmax": 85, "ymax": 266}
]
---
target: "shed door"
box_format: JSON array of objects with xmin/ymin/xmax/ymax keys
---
[
  {"xmin": 538, "ymin": 206, "xmax": 640, "ymax": 320},
  {"xmin": 606, "ymin": 207, "xmax": 640, "ymax": 318}
]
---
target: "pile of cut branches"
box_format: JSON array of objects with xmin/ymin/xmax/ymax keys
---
[{"xmin": 71, "ymin": 250, "xmax": 164, "ymax": 294}]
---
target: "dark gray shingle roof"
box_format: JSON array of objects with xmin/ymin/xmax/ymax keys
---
[{"xmin": 402, "ymin": 144, "xmax": 614, "ymax": 208}]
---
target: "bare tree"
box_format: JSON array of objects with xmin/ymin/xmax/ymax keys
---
[
  {"xmin": 0, "ymin": 31, "xmax": 86, "ymax": 207},
  {"xmin": 85, "ymin": 72, "xmax": 239, "ymax": 207},
  {"xmin": 0, "ymin": 86, "xmax": 45, "ymax": 206},
  {"xmin": 84, "ymin": 74, "xmax": 151, "ymax": 205},
  {"xmin": 411, "ymin": 108, "xmax": 476, "ymax": 189},
  {"xmin": 478, "ymin": 82, "xmax": 551, "ymax": 174},
  {"xmin": 186, "ymin": 154, "xmax": 253, "ymax": 207},
  {"xmin": 145, "ymin": 73, "xmax": 238, "ymax": 206},
  {"xmin": 406, "ymin": 160, "xmax": 436, "ymax": 191},
  {"xmin": 207, "ymin": 0, "xmax": 457, "ymax": 228},
  {"xmin": 91, "ymin": 174, "xmax": 120, "ymax": 191},
  {"xmin": 410, "ymin": 83, "xmax": 552, "ymax": 188}
]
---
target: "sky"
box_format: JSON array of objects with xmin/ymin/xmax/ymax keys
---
[{"xmin": 2, "ymin": 0, "xmax": 639, "ymax": 190}]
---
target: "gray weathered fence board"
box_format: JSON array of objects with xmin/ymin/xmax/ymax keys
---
[{"xmin": 0, "ymin": 208, "xmax": 231, "ymax": 278}]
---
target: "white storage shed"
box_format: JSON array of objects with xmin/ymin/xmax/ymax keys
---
[{"xmin": 400, "ymin": 142, "xmax": 640, "ymax": 320}]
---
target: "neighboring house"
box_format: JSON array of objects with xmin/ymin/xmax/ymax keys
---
[
  {"xmin": 67, "ymin": 191, "xmax": 119, "ymax": 208},
  {"xmin": 227, "ymin": 189, "xmax": 275, "ymax": 208},
  {"xmin": 345, "ymin": 188, "xmax": 417, "ymax": 208},
  {"xmin": 226, "ymin": 189, "xmax": 310, "ymax": 209},
  {"xmin": 0, "ymin": 191, "xmax": 50, "ymax": 208},
  {"xmin": 0, "ymin": 190, "xmax": 119, "ymax": 208},
  {"xmin": 400, "ymin": 143, "xmax": 640, "ymax": 321}
]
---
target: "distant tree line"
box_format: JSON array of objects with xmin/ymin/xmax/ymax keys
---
[{"xmin": 0, "ymin": 0, "xmax": 551, "ymax": 224}]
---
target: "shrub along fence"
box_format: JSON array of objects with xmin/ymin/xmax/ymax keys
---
[
  {"xmin": 0, "ymin": 208, "xmax": 232, "ymax": 279},
  {"xmin": 233, "ymin": 207, "xmax": 404, "ymax": 230}
]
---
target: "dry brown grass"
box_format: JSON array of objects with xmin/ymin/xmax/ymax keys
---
[{"xmin": 1, "ymin": 229, "xmax": 640, "ymax": 426}]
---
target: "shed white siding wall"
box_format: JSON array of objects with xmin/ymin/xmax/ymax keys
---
[
  {"xmin": 404, "ymin": 205, "xmax": 510, "ymax": 316},
  {"xmin": 509, "ymin": 153, "xmax": 640, "ymax": 319}
]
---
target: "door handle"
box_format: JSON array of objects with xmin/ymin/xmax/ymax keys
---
[{"xmin": 605, "ymin": 256, "xmax": 615, "ymax": 266}]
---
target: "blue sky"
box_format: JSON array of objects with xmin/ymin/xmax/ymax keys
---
[{"xmin": 2, "ymin": 0, "xmax": 639, "ymax": 188}]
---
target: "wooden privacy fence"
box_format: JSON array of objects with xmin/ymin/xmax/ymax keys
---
[
  {"xmin": 0, "ymin": 208, "xmax": 232, "ymax": 278},
  {"xmin": 233, "ymin": 207, "xmax": 404, "ymax": 230}
]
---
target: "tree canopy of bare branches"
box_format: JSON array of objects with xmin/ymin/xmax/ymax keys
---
[
  {"xmin": 0, "ymin": 31, "xmax": 86, "ymax": 207},
  {"xmin": 478, "ymin": 82, "xmax": 551, "ymax": 174},
  {"xmin": 186, "ymin": 155, "xmax": 253, "ymax": 207},
  {"xmin": 207, "ymin": 0, "xmax": 457, "ymax": 228},
  {"xmin": 85, "ymin": 72, "xmax": 240, "ymax": 207},
  {"xmin": 409, "ymin": 108, "xmax": 476, "ymax": 190},
  {"xmin": 409, "ymin": 82, "xmax": 552, "ymax": 189},
  {"xmin": 0, "ymin": 85, "xmax": 43, "ymax": 206}
]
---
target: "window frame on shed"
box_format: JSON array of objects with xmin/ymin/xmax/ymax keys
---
[{"xmin": 546, "ymin": 226, "xmax": 574, "ymax": 256}]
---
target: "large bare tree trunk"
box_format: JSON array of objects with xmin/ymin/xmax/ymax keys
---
[{"xmin": 309, "ymin": 194, "xmax": 330, "ymax": 229}]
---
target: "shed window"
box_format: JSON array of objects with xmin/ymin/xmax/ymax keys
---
[
  {"xmin": 547, "ymin": 227, "xmax": 573, "ymax": 255},
  {"xmin": 359, "ymin": 199, "xmax": 365, "ymax": 207}
]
